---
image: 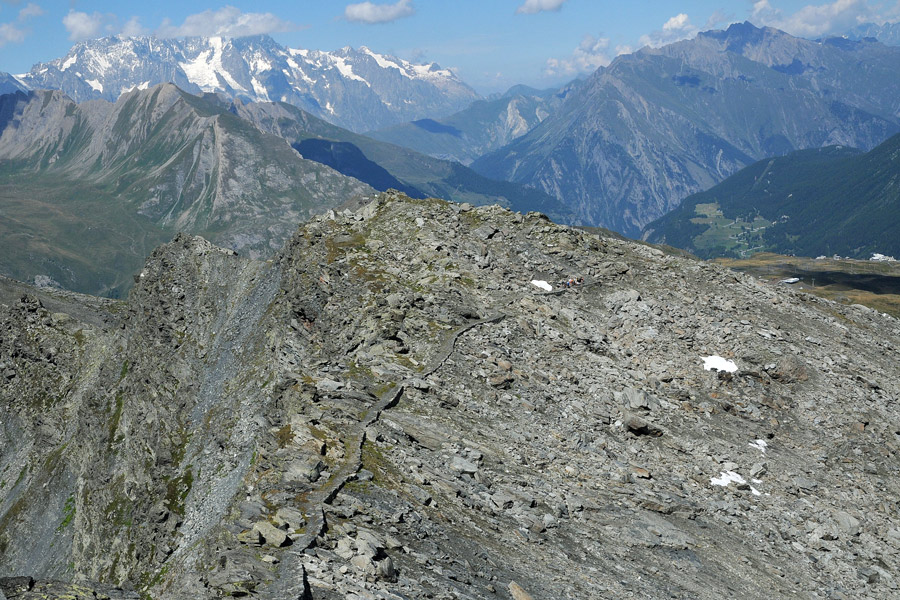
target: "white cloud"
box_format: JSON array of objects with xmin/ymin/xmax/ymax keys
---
[
  {"xmin": 121, "ymin": 16, "xmax": 148, "ymax": 37},
  {"xmin": 63, "ymin": 10, "xmax": 110, "ymax": 41},
  {"xmin": 0, "ymin": 1, "xmax": 40, "ymax": 47},
  {"xmin": 751, "ymin": 0, "xmax": 900, "ymax": 38},
  {"xmin": 663, "ymin": 13, "xmax": 692, "ymax": 32},
  {"xmin": 18, "ymin": 2, "xmax": 42, "ymax": 20},
  {"xmin": 344, "ymin": 0, "xmax": 415, "ymax": 24},
  {"xmin": 545, "ymin": 33, "xmax": 612, "ymax": 77},
  {"xmin": 516, "ymin": 0, "xmax": 567, "ymax": 15},
  {"xmin": 156, "ymin": 6, "xmax": 295, "ymax": 37},
  {"xmin": 638, "ymin": 13, "xmax": 700, "ymax": 48},
  {"xmin": 0, "ymin": 21, "xmax": 25, "ymax": 46}
]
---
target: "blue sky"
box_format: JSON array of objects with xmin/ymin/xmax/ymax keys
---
[{"xmin": 2, "ymin": 0, "xmax": 899, "ymax": 93}]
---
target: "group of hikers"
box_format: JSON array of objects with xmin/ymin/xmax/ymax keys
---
[{"xmin": 558, "ymin": 276, "xmax": 585, "ymax": 288}]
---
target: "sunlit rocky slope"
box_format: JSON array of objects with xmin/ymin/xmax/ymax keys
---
[{"xmin": 1, "ymin": 192, "xmax": 898, "ymax": 599}]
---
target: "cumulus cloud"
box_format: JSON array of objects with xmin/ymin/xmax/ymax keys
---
[
  {"xmin": 545, "ymin": 33, "xmax": 612, "ymax": 77},
  {"xmin": 0, "ymin": 21, "xmax": 25, "ymax": 46},
  {"xmin": 121, "ymin": 16, "xmax": 149, "ymax": 37},
  {"xmin": 344, "ymin": 0, "xmax": 415, "ymax": 24},
  {"xmin": 751, "ymin": 0, "xmax": 898, "ymax": 38},
  {"xmin": 516, "ymin": 0, "xmax": 567, "ymax": 15},
  {"xmin": 62, "ymin": 10, "xmax": 116, "ymax": 41},
  {"xmin": 0, "ymin": 1, "xmax": 41, "ymax": 47},
  {"xmin": 638, "ymin": 13, "xmax": 700, "ymax": 48},
  {"xmin": 156, "ymin": 6, "xmax": 295, "ymax": 37},
  {"xmin": 18, "ymin": 2, "xmax": 42, "ymax": 20}
]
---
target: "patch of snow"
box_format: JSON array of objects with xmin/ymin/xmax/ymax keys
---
[
  {"xmin": 361, "ymin": 46, "xmax": 404, "ymax": 72},
  {"xmin": 702, "ymin": 355, "xmax": 737, "ymax": 373},
  {"xmin": 86, "ymin": 79, "xmax": 103, "ymax": 93},
  {"xmin": 325, "ymin": 101, "xmax": 335, "ymax": 114},
  {"xmin": 748, "ymin": 439, "xmax": 768, "ymax": 453},
  {"xmin": 179, "ymin": 38, "xmax": 245, "ymax": 93},
  {"xmin": 251, "ymin": 57, "xmax": 272, "ymax": 72},
  {"xmin": 120, "ymin": 81, "xmax": 149, "ymax": 95},
  {"xmin": 286, "ymin": 58, "xmax": 315, "ymax": 84},
  {"xmin": 251, "ymin": 77, "xmax": 270, "ymax": 101},
  {"xmin": 60, "ymin": 55, "xmax": 77, "ymax": 71},
  {"xmin": 750, "ymin": 487, "xmax": 762, "ymax": 496},
  {"xmin": 410, "ymin": 61, "xmax": 454, "ymax": 81},
  {"xmin": 710, "ymin": 471, "xmax": 745, "ymax": 487},
  {"xmin": 530, "ymin": 280, "xmax": 553, "ymax": 291},
  {"xmin": 328, "ymin": 55, "xmax": 370, "ymax": 86}
]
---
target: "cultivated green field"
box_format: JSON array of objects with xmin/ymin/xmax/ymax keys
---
[{"xmin": 690, "ymin": 202, "xmax": 775, "ymax": 256}]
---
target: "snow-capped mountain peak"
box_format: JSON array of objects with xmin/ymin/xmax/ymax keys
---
[{"xmin": 18, "ymin": 35, "xmax": 479, "ymax": 132}]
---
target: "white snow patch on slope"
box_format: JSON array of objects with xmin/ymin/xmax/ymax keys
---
[
  {"xmin": 531, "ymin": 280, "xmax": 552, "ymax": 291},
  {"xmin": 120, "ymin": 81, "xmax": 150, "ymax": 95},
  {"xmin": 251, "ymin": 57, "xmax": 272, "ymax": 72},
  {"xmin": 702, "ymin": 355, "xmax": 737, "ymax": 373},
  {"xmin": 179, "ymin": 38, "xmax": 245, "ymax": 93},
  {"xmin": 710, "ymin": 471, "xmax": 745, "ymax": 487},
  {"xmin": 749, "ymin": 439, "xmax": 768, "ymax": 453},
  {"xmin": 86, "ymin": 79, "xmax": 103, "ymax": 93},
  {"xmin": 251, "ymin": 77, "xmax": 269, "ymax": 101},
  {"xmin": 410, "ymin": 61, "xmax": 454, "ymax": 81},
  {"xmin": 328, "ymin": 55, "xmax": 369, "ymax": 86},
  {"xmin": 361, "ymin": 47, "xmax": 403, "ymax": 72},
  {"xmin": 61, "ymin": 55, "xmax": 77, "ymax": 71}
]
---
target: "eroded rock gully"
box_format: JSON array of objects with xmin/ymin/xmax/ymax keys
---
[{"xmin": 1, "ymin": 192, "xmax": 898, "ymax": 599}]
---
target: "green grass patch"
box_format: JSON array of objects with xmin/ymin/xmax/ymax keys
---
[{"xmin": 57, "ymin": 494, "xmax": 76, "ymax": 532}]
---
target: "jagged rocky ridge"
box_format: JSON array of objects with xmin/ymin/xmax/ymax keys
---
[
  {"xmin": 0, "ymin": 192, "xmax": 898, "ymax": 599},
  {"xmin": 17, "ymin": 35, "xmax": 479, "ymax": 133}
]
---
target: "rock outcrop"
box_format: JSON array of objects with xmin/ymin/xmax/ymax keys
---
[{"xmin": 1, "ymin": 192, "xmax": 898, "ymax": 599}]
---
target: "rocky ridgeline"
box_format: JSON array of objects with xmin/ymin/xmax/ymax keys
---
[{"xmin": 0, "ymin": 192, "xmax": 898, "ymax": 599}]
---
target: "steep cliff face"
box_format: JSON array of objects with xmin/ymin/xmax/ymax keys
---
[
  {"xmin": 1, "ymin": 193, "xmax": 899, "ymax": 599},
  {"xmin": 473, "ymin": 23, "xmax": 900, "ymax": 236}
]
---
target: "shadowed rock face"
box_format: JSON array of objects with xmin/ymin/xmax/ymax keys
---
[{"xmin": 1, "ymin": 192, "xmax": 899, "ymax": 599}]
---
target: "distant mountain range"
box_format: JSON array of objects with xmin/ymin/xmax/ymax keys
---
[
  {"xmin": 0, "ymin": 84, "xmax": 570, "ymax": 296},
  {"xmin": 844, "ymin": 22, "xmax": 900, "ymax": 46},
  {"xmin": 230, "ymin": 98, "xmax": 572, "ymax": 220},
  {"xmin": 17, "ymin": 35, "xmax": 479, "ymax": 132},
  {"xmin": 365, "ymin": 82, "xmax": 582, "ymax": 165},
  {"xmin": 472, "ymin": 22, "xmax": 900, "ymax": 236},
  {"xmin": 643, "ymin": 133, "xmax": 900, "ymax": 259}
]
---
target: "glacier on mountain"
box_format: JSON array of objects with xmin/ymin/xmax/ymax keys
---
[{"xmin": 19, "ymin": 34, "xmax": 479, "ymax": 133}]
